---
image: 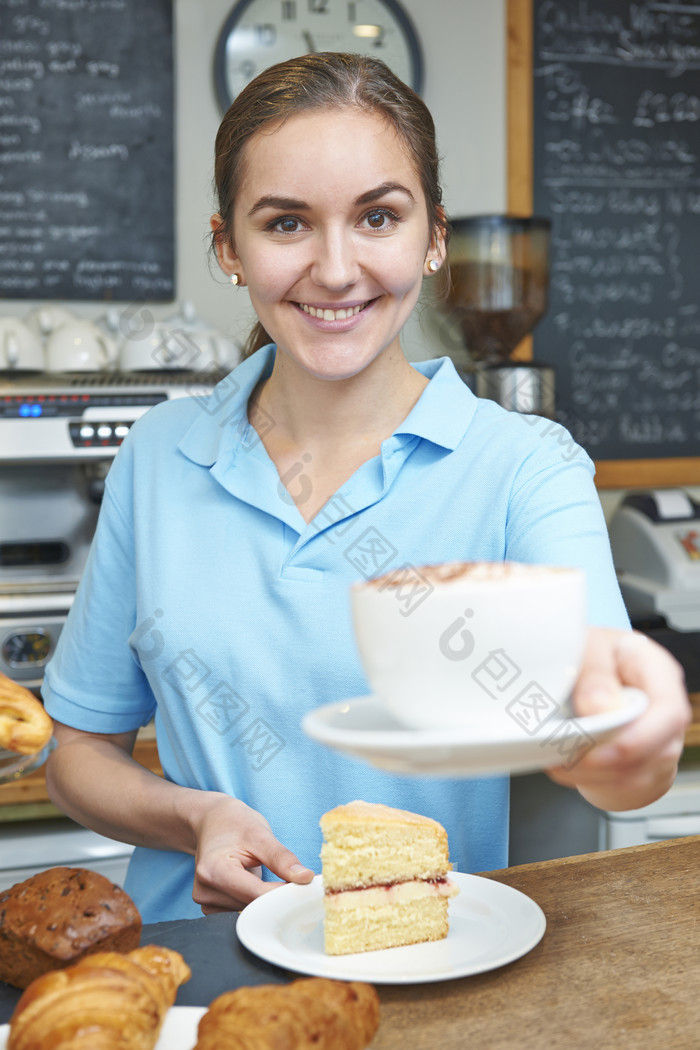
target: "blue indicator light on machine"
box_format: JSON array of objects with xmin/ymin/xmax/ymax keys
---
[
  {"xmin": 19, "ymin": 404, "xmax": 30, "ymax": 417},
  {"xmin": 30, "ymin": 404, "xmax": 42, "ymax": 416}
]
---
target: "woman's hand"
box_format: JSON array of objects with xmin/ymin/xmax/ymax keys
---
[
  {"xmin": 46, "ymin": 723, "xmax": 314, "ymax": 915},
  {"xmin": 546, "ymin": 627, "xmax": 692, "ymax": 812},
  {"xmin": 191, "ymin": 795, "xmax": 315, "ymax": 913}
]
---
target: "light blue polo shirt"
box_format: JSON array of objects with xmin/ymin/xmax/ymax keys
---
[{"xmin": 43, "ymin": 345, "xmax": 629, "ymax": 922}]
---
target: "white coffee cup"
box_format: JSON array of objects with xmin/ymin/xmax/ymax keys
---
[
  {"xmin": 120, "ymin": 324, "xmax": 205, "ymax": 371},
  {"xmin": 0, "ymin": 318, "xmax": 44, "ymax": 371},
  {"xmin": 163, "ymin": 301, "xmax": 241, "ymax": 372},
  {"xmin": 119, "ymin": 324, "xmax": 240, "ymax": 373},
  {"xmin": 182, "ymin": 329, "xmax": 240, "ymax": 372},
  {"xmin": 25, "ymin": 304, "xmax": 76, "ymax": 339},
  {"xmin": 45, "ymin": 320, "xmax": 118, "ymax": 373},
  {"xmin": 350, "ymin": 561, "xmax": 587, "ymax": 731}
]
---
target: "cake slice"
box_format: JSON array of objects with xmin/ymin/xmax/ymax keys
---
[{"xmin": 320, "ymin": 800, "xmax": 459, "ymax": 955}]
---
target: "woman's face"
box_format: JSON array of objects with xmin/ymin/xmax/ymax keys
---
[{"xmin": 216, "ymin": 107, "xmax": 443, "ymax": 382}]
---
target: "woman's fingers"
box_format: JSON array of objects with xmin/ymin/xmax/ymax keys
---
[
  {"xmin": 192, "ymin": 801, "xmax": 315, "ymax": 913},
  {"xmin": 570, "ymin": 626, "xmax": 625, "ymax": 717},
  {"xmin": 547, "ymin": 628, "xmax": 691, "ymax": 812},
  {"xmin": 195, "ymin": 865, "xmax": 274, "ymax": 913}
]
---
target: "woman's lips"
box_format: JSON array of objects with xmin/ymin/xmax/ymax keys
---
[
  {"xmin": 300, "ymin": 302, "xmax": 366, "ymax": 320},
  {"xmin": 292, "ymin": 298, "xmax": 376, "ymax": 329}
]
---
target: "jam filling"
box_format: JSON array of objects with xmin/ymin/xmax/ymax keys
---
[{"xmin": 325, "ymin": 876, "xmax": 449, "ymax": 896}]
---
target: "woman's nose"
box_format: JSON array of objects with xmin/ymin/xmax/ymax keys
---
[{"xmin": 309, "ymin": 228, "xmax": 360, "ymax": 290}]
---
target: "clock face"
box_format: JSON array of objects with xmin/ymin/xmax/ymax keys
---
[{"xmin": 214, "ymin": 0, "xmax": 424, "ymax": 110}]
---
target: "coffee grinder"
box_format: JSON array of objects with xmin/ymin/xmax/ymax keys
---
[{"xmin": 438, "ymin": 215, "xmax": 554, "ymax": 417}]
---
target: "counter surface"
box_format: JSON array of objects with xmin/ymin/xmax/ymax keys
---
[{"xmin": 1, "ymin": 836, "xmax": 698, "ymax": 1047}]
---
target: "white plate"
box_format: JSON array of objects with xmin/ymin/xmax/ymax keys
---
[
  {"xmin": 0, "ymin": 1005, "xmax": 206, "ymax": 1049},
  {"xmin": 236, "ymin": 872, "xmax": 546, "ymax": 984},
  {"xmin": 302, "ymin": 687, "xmax": 648, "ymax": 778}
]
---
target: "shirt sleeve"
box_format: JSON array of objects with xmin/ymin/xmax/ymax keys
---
[
  {"xmin": 42, "ymin": 455, "xmax": 156, "ymax": 734},
  {"xmin": 504, "ymin": 424, "xmax": 630, "ymax": 630}
]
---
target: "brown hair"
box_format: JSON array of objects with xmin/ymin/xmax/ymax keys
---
[{"xmin": 211, "ymin": 52, "xmax": 450, "ymax": 358}]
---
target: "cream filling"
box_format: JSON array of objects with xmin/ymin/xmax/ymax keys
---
[
  {"xmin": 300, "ymin": 303, "xmax": 366, "ymax": 321},
  {"xmin": 324, "ymin": 878, "xmax": 459, "ymax": 911}
]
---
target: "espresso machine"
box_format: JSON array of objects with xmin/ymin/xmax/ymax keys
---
[
  {"xmin": 0, "ymin": 372, "xmax": 222, "ymax": 692},
  {"xmin": 439, "ymin": 215, "xmax": 554, "ymax": 417}
]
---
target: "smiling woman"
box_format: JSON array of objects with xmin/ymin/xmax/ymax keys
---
[
  {"xmin": 210, "ymin": 52, "xmax": 447, "ymax": 361},
  {"xmin": 39, "ymin": 52, "xmax": 690, "ymax": 926},
  {"xmin": 212, "ymin": 107, "xmax": 438, "ymax": 389}
]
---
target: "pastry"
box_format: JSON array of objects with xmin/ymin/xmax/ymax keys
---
[
  {"xmin": 8, "ymin": 944, "xmax": 191, "ymax": 1050},
  {"xmin": 320, "ymin": 800, "xmax": 459, "ymax": 955},
  {"xmin": 0, "ymin": 673, "xmax": 53, "ymax": 755},
  {"xmin": 0, "ymin": 867, "xmax": 142, "ymax": 989},
  {"xmin": 194, "ymin": 977, "xmax": 380, "ymax": 1049}
]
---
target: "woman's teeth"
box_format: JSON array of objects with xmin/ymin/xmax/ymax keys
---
[{"xmin": 299, "ymin": 302, "xmax": 366, "ymax": 320}]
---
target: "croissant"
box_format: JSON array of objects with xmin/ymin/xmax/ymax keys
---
[
  {"xmin": 8, "ymin": 945, "xmax": 191, "ymax": 1050},
  {"xmin": 195, "ymin": 976, "xmax": 380, "ymax": 1050},
  {"xmin": 0, "ymin": 673, "xmax": 53, "ymax": 755}
]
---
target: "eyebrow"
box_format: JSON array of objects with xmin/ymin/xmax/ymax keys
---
[
  {"xmin": 247, "ymin": 181, "xmax": 415, "ymax": 217},
  {"xmin": 355, "ymin": 181, "xmax": 416, "ymax": 206}
]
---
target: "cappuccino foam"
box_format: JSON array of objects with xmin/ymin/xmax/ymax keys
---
[{"xmin": 359, "ymin": 560, "xmax": 571, "ymax": 589}]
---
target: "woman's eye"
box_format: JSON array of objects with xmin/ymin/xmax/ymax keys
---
[
  {"xmin": 269, "ymin": 216, "xmax": 303, "ymax": 234},
  {"xmin": 364, "ymin": 209, "xmax": 398, "ymax": 231}
]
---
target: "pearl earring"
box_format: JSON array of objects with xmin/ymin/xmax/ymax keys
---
[
  {"xmin": 427, "ymin": 260, "xmax": 439, "ymax": 273},
  {"xmin": 230, "ymin": 273, "xmax": 239, "ymax": 286}
]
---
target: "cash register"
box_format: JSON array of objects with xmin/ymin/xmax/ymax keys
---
[{"xmin": 608, "ymin": 489, "xmax": 700, "ymax": 690}]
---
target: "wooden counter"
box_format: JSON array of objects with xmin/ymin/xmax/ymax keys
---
[
  {"xmin": 371, "ymin": 836, "xmax": 700, "ymax": 1049},
  {"xmin": 3, "ymin": 837, "xmax": 696, "ymax": 1044},
  {"xmin": 0, "ymin": 729, "xmax": 162, "ymax": 819}
]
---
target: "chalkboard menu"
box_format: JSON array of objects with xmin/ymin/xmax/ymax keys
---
[
  {"xmin": 531, "ymin": 0, "xmax": 700, "ymax": 461},
  {"xmin": 0, "ymin": 0, "xmax": 174, "ymax": 301}
]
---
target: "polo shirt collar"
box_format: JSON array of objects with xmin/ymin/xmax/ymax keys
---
[
  {"xmin": 178, "ymin": 345, "xmax": 476, "ymax": 469},
  {"xmin": 177, "ymin": 344, "xmax": 276, "ymax": 467},
  {"xmin": 394, "ymin": 355, "xmax": 476, "ymax": 451}
]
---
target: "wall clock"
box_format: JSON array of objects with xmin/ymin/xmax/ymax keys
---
[{"xmin": 213, "ymin": 0, "xmax": 424, "ymax": 110}]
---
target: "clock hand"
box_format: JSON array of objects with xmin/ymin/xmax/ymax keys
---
[{"xmin": 303, "ymin": 30, "xmax": 317, "ymax": 53}]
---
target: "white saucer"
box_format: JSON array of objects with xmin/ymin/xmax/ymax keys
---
[
  {"xmin": 236, "ymin": 873, "xmax": 546, "ymax": 984},
  {"xmin": 302, "ymin": 688, "xmax": 648, "ymax": 778}
]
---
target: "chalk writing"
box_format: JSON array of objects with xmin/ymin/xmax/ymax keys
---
[
  {"xmin": 532, "ymin": 0, "xmax": 700, "ymax": 459},
  {"xmin": 0, "ymin": 0, "xmax": 174, "ymax": 301}
]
